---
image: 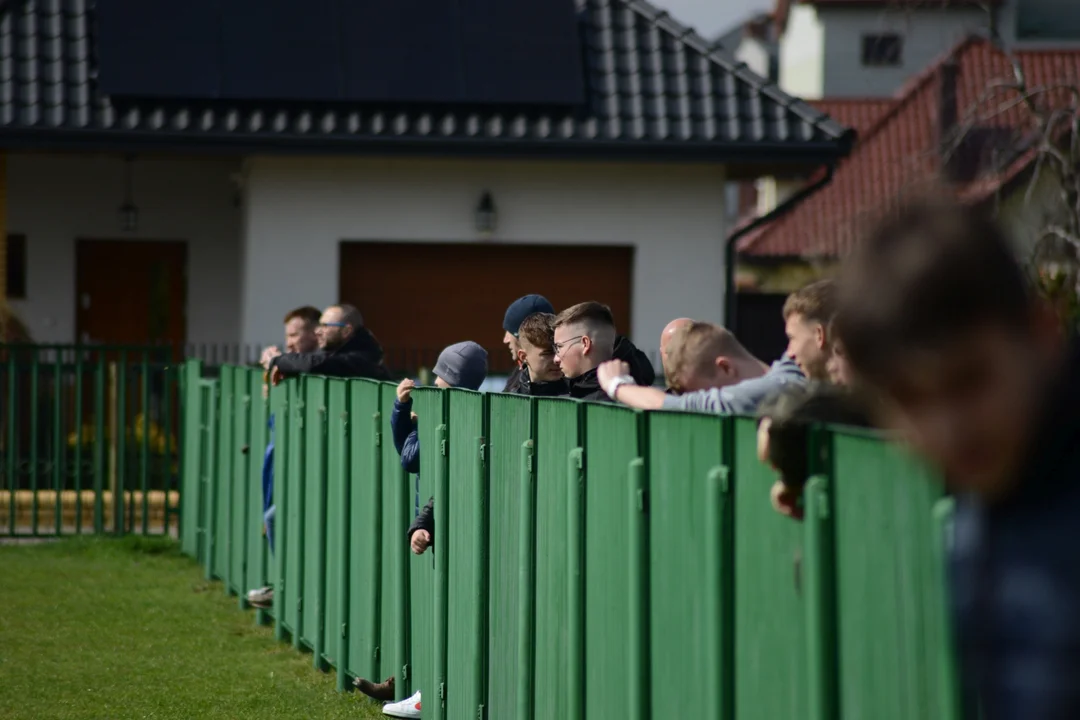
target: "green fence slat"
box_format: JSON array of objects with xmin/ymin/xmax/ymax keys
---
[
  {"xmin": 30, "ymin": 351, "xmax": 39, "ymax": 535},
  {"xmin": 830, "ymin": 430, "xmax": 946, "ymax": 720},
  {"xmin": 232, "ymin": 368, "xmax": 252, "ymax": 607},
  {"xmin": 323, "ymin": 378, "xmax": 348, "ymax": 670},
  {"xmin": 53, "ymin": 350, "xmax": 63, "ymax": 535},
  {"xmin": 516, "ymin": 438, "xmax": 536, "ymax": 720},
  {"xmin": 247, "ymin": 370, "xmax": 270, "ymax": 626},
  {"xmin": 582, "ymin": 403, "xmax": 640, "ymax": 720},
  {"xmin": 215, "ymin": 368, "xmax": 234, "ymax": 585},
  {"xmin": 301, "ymin": 376, "xmax": 328, "ymax": 655},
  {"xmin": 646, "ymin": 411, "xmax": 728, "ymax": 717},
  {"xmin": 162, "ymin": 362, "xmax": 173, "ymax": 537},
  {"xmin": 284, "ymin": 379, "xmax": 305, "ymax": 643},
  {"xmin": 444, "ymin": 390, "xmax": 487, "ymax": 720},
  {"xmin": 346, "ymin": 380, "xmax": 384, "ymax": 683},
  {"xmin": 202, "ymin": 381, "xmax": 219, "ymax": 580},
  {"xmin": 140, "ymin": 350, "xmax": 150, "ymax": 536},
  {"xmin": 804, "ymin": 474, "xmax": 838, "ymax": 720},
  {"xmin": 377, "ymin": 382, "xmax": 409, "ymax": 696},
  {"xmin": 532, "ymin": 398, "xmax": 579, "ymax": 720},
  {"xmin": 932, "ymin": 499, "xmax": 962, "ymax": 720},
  {"xmin": 74, "ymin": 350, "xmax": 84, "ymax": 535},
  {"xmin": 115, "ymin": 352, "xmax": 127, "ymax": 535},
  {"xmin": 732, "ymin": 416, "xmax": 809, "ymax": 719},
  {"xmin": 566, "ymin": 443, "xmax": 585, "ymax": 720},
  {"xmin": 409, "ymin": 387, "xmax": 445, "ymax": 707},
  {"xmin": 179, "ymin": 361, "xmax": 204, "ymax": 557},
  {"xmin": 93, "ymin": 358, "xmax": 105, "ymax": 536},
  {"xmin": 272, "ymin": 380, "xmax": 293, "ymax": 640},
  {"xmin": 6, "ymin": 354, "xmax": 17, "ymax": 536},
  {"xmin": 333, "ymin": 379, "xmax": 352, "ymax": 691},
  {"xmin": 485, "ymin": 393, "xmax": 534, "ymax": 719}
]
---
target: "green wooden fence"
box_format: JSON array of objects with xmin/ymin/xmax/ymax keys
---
[{"xmin": 179, "ymin": 360, "xmax": 962, "ymax": 720}]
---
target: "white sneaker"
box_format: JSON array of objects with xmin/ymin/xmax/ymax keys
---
[
  {"xmin": 247, "ymin": 586, "xmax": 273, "ymax": 607},
  {"xmin": 383, "ymin": 691, "xmax": 422, "ymax": 718}
]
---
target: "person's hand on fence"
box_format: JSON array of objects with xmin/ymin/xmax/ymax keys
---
[
  {"xmin": 270, "ymin": 366, "xmax": 284, "ymax": 386},
  {"xmin": 260, "ymin": 345, "xmax": 282, "ymax": 369},
  {"xmin": 770, "ymin": 480, "xmax": 804, "ymax": 520},
  {"xmin": 397, "ymin": 378, "xmax": 416, "ymax": 404},
  {"xmin": 411, "ymin": 529, "xmax": 431, "ymax": 555}
]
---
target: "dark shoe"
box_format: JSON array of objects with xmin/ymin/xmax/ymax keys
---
[{"xmin": 354, "ymin": 675, "xmax": 395, "ymax": 701}]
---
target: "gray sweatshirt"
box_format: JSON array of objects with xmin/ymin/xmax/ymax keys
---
[{"xmin": 661, "ymin": 355, "xmax": 806, "ymax": 415}]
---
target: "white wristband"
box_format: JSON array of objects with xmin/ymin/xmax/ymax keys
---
[{"xmin": 604, "ymin": 374, "xmax": 635, "ymax": 399}]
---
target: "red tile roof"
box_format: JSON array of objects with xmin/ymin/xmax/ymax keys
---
[
  {"xmin": 738, "ymin": 37, "xmax": 1080, "ymax": 258},
  {"xmin": 810, "ymin": 98, "xmax": 895, "ymax": 134}
]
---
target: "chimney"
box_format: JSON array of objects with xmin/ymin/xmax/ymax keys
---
[{"xmin": 938, "ymin": 56, "xmax": 961, "ymax": 181}]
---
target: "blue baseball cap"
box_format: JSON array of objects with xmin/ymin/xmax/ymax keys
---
[{"xmin": 503, "ymin": 294, "xmax": 554, "ymax": 335}]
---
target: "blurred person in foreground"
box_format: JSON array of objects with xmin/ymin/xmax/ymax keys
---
[
  {"xmin": 599, "ymin": 321, "xmax": 803, "ymax": 412},
  {"xmin": 834, "ymin": 197, "xmax": 1080, "ymax": 720}
]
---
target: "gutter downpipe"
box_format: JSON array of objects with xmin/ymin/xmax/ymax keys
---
[{"xmin": 723, "ymin": 163, "xmax": 838, "ymax": 333}]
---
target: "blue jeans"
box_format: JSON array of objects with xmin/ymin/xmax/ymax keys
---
[{"xmin": 265, "ymin": 504, "xmax": 276, "ymax": 555}]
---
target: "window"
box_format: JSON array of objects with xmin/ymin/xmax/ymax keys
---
[
  {"xmin": 861, "ymin": 34, "xmax": 903, "ymax": 67},
  {"xmin": 6, "ymin": 233, "xmax": 26, "ymax": 299}
]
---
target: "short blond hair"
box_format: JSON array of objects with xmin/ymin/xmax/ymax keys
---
[
  {"xmin": 667, "ymin": 322, "xmax": 749, "ymax": 388},
  {"xmin": 554, "ymin": 301, "xmax": 616, "ymax": 355},
  {"xmin": 782, "ymin": 279, "xmax": 836, "ymax": 325}
]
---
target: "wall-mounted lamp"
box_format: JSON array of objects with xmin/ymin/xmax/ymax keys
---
[
  {"xmin": 118, "ymin": 155, "xmax": 139, "ymax": 233},
  {"xmin": 475, "ymin": 191, "xmax": 496, "ymax": 237}
]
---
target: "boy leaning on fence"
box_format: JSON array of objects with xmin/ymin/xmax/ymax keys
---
[
  {"xmin": 833, "ymin": 197, "xmax": 1080, "ymax": 720},
  {"xmin": 358, "ymin": 341, "xmax": 488, "ymax": 717}
]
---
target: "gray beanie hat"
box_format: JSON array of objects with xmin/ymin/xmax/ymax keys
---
[{"xmin": 433, "ymin": 341, "xmax": 488, "ymax": 391}]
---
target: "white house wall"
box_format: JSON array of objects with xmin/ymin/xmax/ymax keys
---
[
  {"xmin": 779, "ymin": 5, "xmax": 825, "ymax": 99},
  {"xmin": 780, "ymin": 5, "xmax": 987, "ymax": 99},
  {"xmin": 8, "ymin": 153, "xmax": 242, "ymax": 344},
  {"xmin": 240, "ymin": 156, "xmax": 728, "ymax": 354}
]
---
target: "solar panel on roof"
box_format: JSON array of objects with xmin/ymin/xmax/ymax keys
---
[
  {"xmin": 96, "ymin": 0, "xmax": 220, "ymax": 99},
  {"xmin": 94, "ymin": 0, "xmax": 587, "ymax": 106},
  {"xmin": 220, "ymin": 0, "xmax": 342, "ymax": 101}
]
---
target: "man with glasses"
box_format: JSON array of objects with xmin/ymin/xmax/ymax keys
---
[
  {"xmin": 553, "ymin": 301, "xmax": 647, "ymax": 401},
  {"xmin": 267, "ymin": 304, "xmax": 393, "ymax": 382}
]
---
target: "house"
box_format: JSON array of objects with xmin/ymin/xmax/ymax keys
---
[
  {"xmin": 713, "ymin": 12, "xmax": 780, "ymax": 84},
  {"xmin": 736, "ymin": 37, "xmax": 1080, "ymax": 283},
  {"xmin": 0, "ymin": 0, "xmax": 852, "ymax": 370},
  {"xmin": 776, "ymin": 0, "xmax": 1003, "ymax": 100}
]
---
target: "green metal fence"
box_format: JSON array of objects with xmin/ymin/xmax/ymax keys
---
[
  {"xmin": 179, "ymin": 361, "xmax": 961, "ymax": 720},
  {"xmin": 0, "ymin": 344, "xmax": 181, "ymax": 537}
]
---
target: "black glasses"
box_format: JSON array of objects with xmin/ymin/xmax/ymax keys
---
[{"xmin": 553, "ymin": 335, "xmax": 584, "ymax": 354}]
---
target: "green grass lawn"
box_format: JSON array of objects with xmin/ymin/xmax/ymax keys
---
[{"xmin": 0, "ymin": 537, "xmax": 384, "ymax": 720}]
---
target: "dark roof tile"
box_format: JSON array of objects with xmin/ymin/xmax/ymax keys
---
[{"xmin": 0, "ymin": 0, "xmax": 853, "ymax": 158}]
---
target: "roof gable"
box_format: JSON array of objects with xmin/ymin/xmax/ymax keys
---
[
  {"xmin": 0, "ymin": 0, "xmax": 853, "ymax": 159},
  {"xmin": 738, "ymin": 37, "xmax": 1080, "ymax": 258}
]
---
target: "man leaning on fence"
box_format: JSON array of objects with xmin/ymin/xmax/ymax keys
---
[{"xmin": 247, "ymin": 305, "xmax": 320, "ymax": 609}]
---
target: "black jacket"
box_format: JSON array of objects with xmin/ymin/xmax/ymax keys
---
[
  {"xmin": 271, "ymin": 327, "xmax": 393, "ymax": 380},
  {"xmin": 567, "ymin": 367, "xmax": 611, "ymax": 403},
  {"xmin": 614, "ymin": 335, "xmax": 656, "ymax": 387},
  {"xmin": 408, "ymin": 497, "xmax": 434, "ymax": 545},
  {"xmin": 503, "ymin": 365, "xmax": 528, "ymax": 394},
  {"xmin": 509, "ymin": 373, "xmax": 570, "ymax": 397}
]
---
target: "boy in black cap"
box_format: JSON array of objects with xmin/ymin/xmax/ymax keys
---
[{"xmin": 502, "ymin": 294, "xmax": 555, "ymax": 393}]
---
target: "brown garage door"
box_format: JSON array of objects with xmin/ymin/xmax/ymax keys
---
[{"xmin": 339, "ymin": 242, "xmax": 634, "ymax": 374}]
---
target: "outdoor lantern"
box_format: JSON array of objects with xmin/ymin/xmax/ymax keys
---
[
  {"xmin": 475, "ymin": 191, "xmax": 496, "ymax": 235},
  {"xmin": 118, "ymin": 155, "xmax": 139, "ymax": 233}
]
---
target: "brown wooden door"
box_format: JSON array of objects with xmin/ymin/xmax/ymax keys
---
[
  {"xmin": 338, "ymin": 242, "xmax": 634, "ymax": 374},
  {"xmin": 76, "ymin": 240, "xmax": 188, "ymax": 350}
]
